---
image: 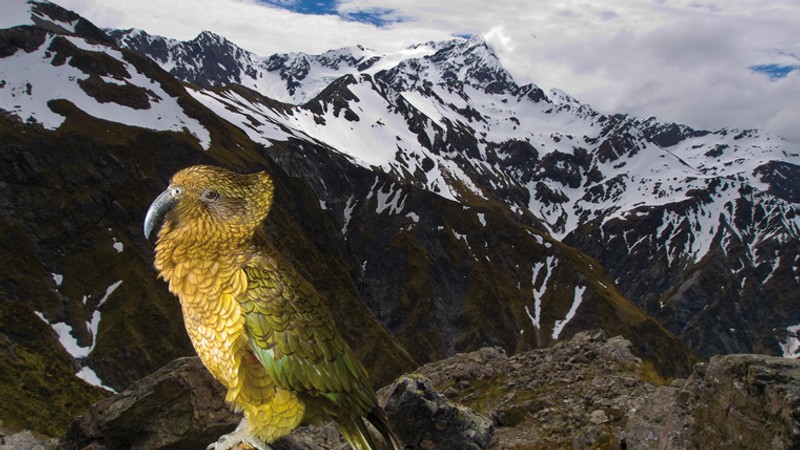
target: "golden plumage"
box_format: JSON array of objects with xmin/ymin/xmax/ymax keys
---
[{"xmin": 144, "ymin": 165, "xmax": 400, "ymax": 449}]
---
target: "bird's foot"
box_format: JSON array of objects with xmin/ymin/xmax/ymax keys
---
[{"xmin": 206, "ymin": 418, "xmax": 273, "ymax": 450}]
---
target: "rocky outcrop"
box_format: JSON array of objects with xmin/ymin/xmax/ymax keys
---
[
  {"xmin": 414, "ymin": 330, "xmax": 660, "ymax": 448},
  {"xmin": 692, "ymin": 355, "xmax": 800, "ymax": 449},
  {"xmin": 56, "ymin": 331, "xmax": 800, "ymax": 449},
  {"xmin": 624, "ymin": 353, "xmax": 800, "ymax": 449},
  {"xmin": 380, "ymin": 375, "xmax": 494, "ymax": 449},
  {"xmin": 0, "ymin": 427, "xmax": 57, "ymax": 450},
  {"xmin": 59, "ymin": 357, "xmax": 238, "ymax": 450},
  {"xmin": 56, "ymin": 356, "xmax": 493, "ymax": 449}
]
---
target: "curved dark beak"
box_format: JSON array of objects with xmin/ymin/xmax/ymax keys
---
[{"xmin": 144, "ymin": 188, "xmax": 179, "ymax": 239}]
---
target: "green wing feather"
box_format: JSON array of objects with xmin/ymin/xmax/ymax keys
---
[{"xmin": 238, "ymin": 253, "xmax": 377, "ymax": 415}]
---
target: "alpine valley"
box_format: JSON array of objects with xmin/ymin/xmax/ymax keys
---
[{"xmin": 1, "ymin": 0, "xmax": 798, "ymax": 440}]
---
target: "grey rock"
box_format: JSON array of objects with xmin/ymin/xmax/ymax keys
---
[
  {"xmin": 691, "ymin": 354, "xmax": 800, "ymax": 450},
  {"xmin": 57, "ymin": 357, "xmax": 331, "ymax": 450},
  {"xmin": 623, "ymin": 354, "xmax": 800, "ymax": 450},
  {"xmin": 589, "ymin": 409, "xmax": 609, "ymax": 425},
  {"xmin": 381, "ymin": 375, "xmax": 494, "ymax": 450},
  {"xmin": 57, "ymin": 357, "xmax": 495, "ymax": 450},
  {"xmin": 621, "ymin": 383, "xmax": 693, "ymax": 449},
  {"xmin": 55, "ymin": 332, "xmax": 800, "ymax": 450},
  {"xmin": 58, "ymin": 357, "xmax": 239, "ymax": 450},
  {"xmin": 1, "ymin": 428, "xmax": 57, "ymax": 450}
]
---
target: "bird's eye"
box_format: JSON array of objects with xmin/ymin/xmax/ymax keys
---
[
  {"xmin": 203, "ymin": 189, "xmax": 220, "ymax": 202},
  {"xmin": 170, "ymin": 186, "xmax": 184, "ymax": 198}
]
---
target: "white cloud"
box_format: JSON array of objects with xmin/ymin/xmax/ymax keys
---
[
  {"xmin": 57, "ymin": 0, "xmax": 454, "ymax": 54},
  {"xmin": 56, "ymin": 0, "xmax": 800, "ymax": 142},
  {"xmin": 543, "ymin": 6, "xmax": 800, "ymax": 142}
]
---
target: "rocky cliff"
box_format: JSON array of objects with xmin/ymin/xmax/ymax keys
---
[{"xmin": 53, "ymin": 331, "xmax": 800, "ymax": 449}]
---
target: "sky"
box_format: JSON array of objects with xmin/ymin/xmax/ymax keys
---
[{"xmin": 57, "ymin": 0, "xmax": 800, "ymax": 143}]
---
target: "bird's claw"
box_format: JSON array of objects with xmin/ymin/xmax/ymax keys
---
[
  {"xmin": 206, "ymin": 435, "xmax": 272, "ymax": 450},
  {"xmin": 206, "ymin": 418, "xmax": 272, "ymax": 450}
]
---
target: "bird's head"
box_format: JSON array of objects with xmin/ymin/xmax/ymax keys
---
[{"xmin": 144, "ymin": 165, "xmax": 274, "ymax": 244}]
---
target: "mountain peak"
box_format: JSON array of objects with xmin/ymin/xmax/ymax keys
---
[
  {"xmin": 414, "ymin": 35, "xmax": 518, "ymax": 94},
  {"xmin": 193, "ymin": 29, "xmax": 228, "ymax": 45},
  {"xmin": 3, "ymin": 0, "xmax": 112, "ymax": 45}
]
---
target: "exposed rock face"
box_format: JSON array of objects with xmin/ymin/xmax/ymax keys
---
[
  {"xmin": 381, "ymin": 375, "xmax": 494, "ymax": 449},
  {"xmin": 622, "ymin": 377, "xmax": 699, "ymax": 449},
  {"xmin": 57, "ymin": 358, "xmax": 493, "ymax": 450},
  {"xmin": 625, "ymin": 354, "xmax": 800, "ymax": 450},
  {"xmin": 0, "ymin": 427, "xmax": 57, "ymax": 450},
  {"xmin": 57, "ymin": 331, "xmax": 800, "ymax": 449},
  {"xmin": 692, "ymin": 355, "xmax": 800, "ymax": 449},
  {"xmin": 414, "ymin": 330, "xmax": 659, "ymax": 448},
  {"xmin": 59, "ymin": 357, "xmax": 238, "ymax": 450}
]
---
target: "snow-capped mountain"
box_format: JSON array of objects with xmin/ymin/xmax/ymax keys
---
[
  {"xmin": 111, "ymin": 27, "xmax": 800, "ymax": 357},
  {"xmin": 107, "ymin": 27, "xmax": 394, "ymax": 104}
]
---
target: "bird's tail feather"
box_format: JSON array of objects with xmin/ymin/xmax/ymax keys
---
[
  {"xmin": 338, "ymin": 407, "xmax": 403, "ymax": 450},
  {"xmin": 366, "ymin": 407, "xmax": 403, "ymax": 450},
  {"xmin": 339, "ymin": 417, "xmax": 378, "ymax": 450}
]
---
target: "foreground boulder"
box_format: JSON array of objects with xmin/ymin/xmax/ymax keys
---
[
  {"xmin": 57, "ymin": 331, "xmax": 800, "ymax": 449},
  {"xmin": 624, "ymin": 353, "xmax": 800, "ymax": 449},
  {"xmin": 381, "ymin": 375, "xmax": 493, "ymax": 449},
  {"xmin": 58, "ymin": 357, "xmax": 238, "ymax": 449},
  {"xmin": 56, "ymin": 358, "xmax": 492, "ymax": 449},
  {"xmin": 0, "ymin": 427, "xmax": 57, "ymax": 450},
  {"xmin": 413, "ymin": 330, "xmax": 660, "ymax": 448}
]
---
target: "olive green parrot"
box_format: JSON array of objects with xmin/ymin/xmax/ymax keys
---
[{"xmin": 144, "ymin": 165, "xmax": 401, "ymax": 450}]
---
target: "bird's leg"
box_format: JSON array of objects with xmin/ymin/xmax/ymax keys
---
[{"xmin": 206, "ymin": 417, "xmax": 273, "ymax": 450}]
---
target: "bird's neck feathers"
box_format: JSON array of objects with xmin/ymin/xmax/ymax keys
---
[{"xmin": 153, "ymin": 221, "xmax": 252, "ymax": 301}]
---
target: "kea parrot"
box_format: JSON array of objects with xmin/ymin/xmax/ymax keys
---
[{"xmin": 143, "ymin": 165, "xmax": 402, "ymax": 450}]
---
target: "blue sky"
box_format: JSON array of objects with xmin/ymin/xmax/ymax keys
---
[
  {"xmin": 260, "ymin": 0, "xmax": 340, "ymax": 16},
  {"xmin": 258, "ymin": 0, "xmax": 403, "ymax": 26},
  {"xmin": 56, "ymin": 0, "xmax": 800, "ymax": 143},
  {"xmin": 751, "ymin": 64, "xmax": 800, "ymax": 80}
]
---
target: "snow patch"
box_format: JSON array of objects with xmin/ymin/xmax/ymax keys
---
[
  {"xmin": 76, "ymin": 366, "xmax": 116, "ymax": 393},
  {"xmin": 0, "ymin": 35, "xmax": 210, "ymax": 148},
  {"xmin": 112, "ymin": 237, "xmax": 124, "ymax": 253},
  {"xmin": 98, "ymin": 280, "xmax": 123, "ymax": 307},
  {"xmin": 552, "ymin": 285, "xmax": 587, "ymax": 340},
  {"xmin": 34, "ymin": 311, "xmax": 93, "ymax": 359},
  {"xmin": 342, "ymin": 196, "xmax": 357, "ymax": 235},
  {"xmin": 780, "ymin": 324, "xmax": 800, "ymax": 359},
  {"xmin": 375, "ymin": 184, "xmax": 406, "ymax": 215},
  {"xmin": 401, "ymin": 91, "xmax": 447, "ymax": 126},
  {"xmin": 188, "ymin": 88, "xmax": 288, "ymax": 146},
  {"xmin": 34, "ymin": 280, "xmax": 121, "ymax": 360},
  {"xmin": 526, "ymin": 256, "xmax": 557, "ymax": 330}
]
